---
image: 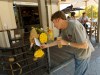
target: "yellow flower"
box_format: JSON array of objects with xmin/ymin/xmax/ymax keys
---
[
  {"xmin": 34, "ymin": 49, "xmax": 44, "ymax": 58},
  {"xmin": 39, "ymin": 33, "xmax": 47, "ymax": 44}
]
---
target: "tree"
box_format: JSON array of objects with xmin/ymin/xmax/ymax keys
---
[{"xmin": 86, "ymin": 5, "xmax": 98, "ymax": 19}]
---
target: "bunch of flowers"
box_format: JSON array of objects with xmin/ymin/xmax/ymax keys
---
[{"xmin": 29, "ymin": 27, "xmax": 54, "ymax": 61}]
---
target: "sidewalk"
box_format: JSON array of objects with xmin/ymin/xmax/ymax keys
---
[{"xmin": 85, "ymin": 43, "xmax": 100, "ymax": 75}]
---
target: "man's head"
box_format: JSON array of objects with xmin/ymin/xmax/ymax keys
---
[
  {"xmin": 82, "ymin": 12, "xmax": 86, "ymax": 16},
  {"xmin": 71, "ymin": 12, "xmax": 75, "ymax": 17},
  {"xmin": 51, "ymin": 11, "xmax": 67, "ymax": 29},
  {"xmin": 51, "ymin": 11, "xmax": 67, "ymax": 21}
]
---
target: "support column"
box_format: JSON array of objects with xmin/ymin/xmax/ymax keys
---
[
  {"xmin": 38, "ymin": 0, "xmax": 59, "ymax": 37},
  {"xmin": 38, "ymin": 0, "xmax": 48, "ymax": 31},
  {"xmin": 97, "ymin": 0, "xmax": 100, "ymax": 42}
]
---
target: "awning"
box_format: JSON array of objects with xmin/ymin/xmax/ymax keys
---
[
  {"xmin": 61, "ymin": 5, "xmax": 84, "ymax": 14},
  {"xmin": 66, "ymin": 0, "xmax": 98, "ymax": 7}
]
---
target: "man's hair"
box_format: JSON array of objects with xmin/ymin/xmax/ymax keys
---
[
  {"xmin": 82, "ymin": 12, "xmax": 86, "ymax": 15},
  {"xmin": 51, "ymin": 11, "xmax": 67, "ymax": 21},
  {"xmin": 71, "ymin": 12, "xmax": 75, "ymax": 17}
]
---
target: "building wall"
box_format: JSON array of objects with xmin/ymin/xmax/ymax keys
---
[
  {"xmin": 0, "ymin": 0, "xmax": 17, "ymax": 30},
  {"xmin": 0, "ymin": 0, "xmax": 60, "ymax": 47},
  {"xmin": 0, "ymin": 0, "xmax": 17, "ymax": 47}
]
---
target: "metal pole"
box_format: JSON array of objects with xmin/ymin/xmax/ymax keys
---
[{"xmin": 46, "ymin": 48, "xmax": 51, "ymax": 74}]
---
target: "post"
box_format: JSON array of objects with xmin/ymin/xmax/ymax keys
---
[
  {"xmin": 97, "ymin": 0, "xmax": 100, "ymax": 42},
  {"xmin": 38, "ymin": 0, "xmax": 48, "ymax": 31}
]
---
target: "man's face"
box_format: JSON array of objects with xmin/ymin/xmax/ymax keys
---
[
  {"xmin": 52, "ymin": 18, "xmax": 62, "ymax": 29},
  {"xmin": 83, "ymin": 13, "xmax": 86, "ymax": 17}
]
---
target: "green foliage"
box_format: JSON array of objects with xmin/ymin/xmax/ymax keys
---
[
  {"xmin": 85, "ymin": 5, "xmax": 98, "ymax": 18},
  {"xmin": 35, "ymin": 28, "xmax": 45, "ymax": 34},
  {"xmin": 76, "ymin": 5, "xmax": 98, "ymax": 19}
]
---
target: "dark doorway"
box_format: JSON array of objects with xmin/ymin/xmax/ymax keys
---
[{"xmin": 13, "ymin": 5, "xmax": 41, "ymax": 32}]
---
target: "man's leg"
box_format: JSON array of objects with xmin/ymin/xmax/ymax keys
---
[{"xmin": 74, "ymin": 57, "xmax": 90, "ymax": 75}]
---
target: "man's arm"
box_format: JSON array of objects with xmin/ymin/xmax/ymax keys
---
[
  {"xmin": 41, "ymin": 41, "xmax": 58, "ymax": 49},
  {"xmin": 67, "ymin": 41, "xmax": 88, "ymax": 49},
  {"xmin": 47, "ymin": 41, "xmax": 58, "ymax": 47},
  {"xmin": 58, "ymin": 39, "xmax": 88, "ymax": 49}
]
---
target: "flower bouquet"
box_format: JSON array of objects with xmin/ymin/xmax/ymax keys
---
[{"xmin": 29, "ymin": 27, "xmax": 54, "ymax": 61}]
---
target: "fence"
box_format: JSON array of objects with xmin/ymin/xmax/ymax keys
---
[
  {"xmin": 0, "ymin": 44, "xmax": 49, "ymax": 75},
  {"xmin": 0, "ymin": 29, "xmax": 49, "ymax": 75}
]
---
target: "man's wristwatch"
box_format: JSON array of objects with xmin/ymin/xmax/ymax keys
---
[{"xmin": 68, "ymin": 42, "xmax": 71, "ymax": 46}]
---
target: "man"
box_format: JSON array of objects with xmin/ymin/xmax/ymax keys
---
[
  {"xmin": 41, "ymin": 11, "xmax": 94, "ymax": 75},
  {"xmin": 79, "ymin": 12, "xmax": 89, "ymax": 28},
  {"xmin": 67, "ymin": 12, "xmax": 76, "ymax": 21},
  {"xmin": 70, "ymin": 12, "xmax": 76, "ymax": 20}
]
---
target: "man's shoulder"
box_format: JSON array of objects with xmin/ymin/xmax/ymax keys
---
[{"xmin": 69, "ymin": 20, "xmax": 81, "ymax": 26}]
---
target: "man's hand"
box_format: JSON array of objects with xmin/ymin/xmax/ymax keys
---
[
  {"xmin": 57, "ymin": 39, "xmax": 67, "ymax": 46},
  {"xmin": 40, "ymin": 44, "xmax": 48, "ymax": 49}
]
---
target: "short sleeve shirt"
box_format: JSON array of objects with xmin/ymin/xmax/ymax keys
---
[
  {"xmin": 61, "ymin": 20, "xmax": 94, "ymax": 59},
  {"xmin": 79, "ymin": 16, "xmax": 89, "ymax": 24}
]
